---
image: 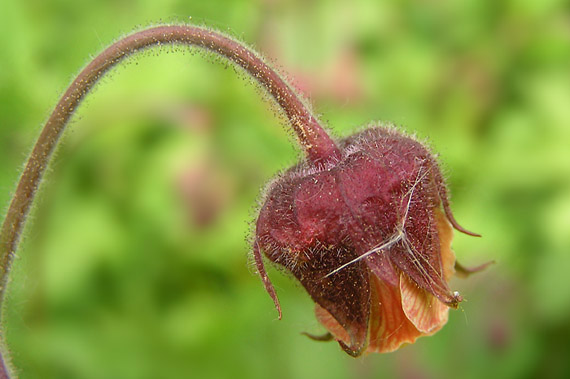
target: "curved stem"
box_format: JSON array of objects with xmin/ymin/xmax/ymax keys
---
[{"xmin": 0, "ymin": 24, "xmax": 340, "ymax": 377}]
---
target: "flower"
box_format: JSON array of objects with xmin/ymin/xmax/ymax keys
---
[{"xmin": 253, "ymin": 125, "xmax": 478, "ymax": 356}]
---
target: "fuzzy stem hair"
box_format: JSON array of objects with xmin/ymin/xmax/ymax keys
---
[{"xmin": 0, "ymin": 24, "xmax": 341, "ymax": 378}]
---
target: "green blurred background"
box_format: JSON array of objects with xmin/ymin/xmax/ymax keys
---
[{"xmin": 1, "ymin": 0, "xmax": 569, "ymax": 378}]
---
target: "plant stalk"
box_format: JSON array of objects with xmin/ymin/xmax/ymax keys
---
[{"xmin": 0, "ymin": 24, "xmax": 340, "ymax": 377}]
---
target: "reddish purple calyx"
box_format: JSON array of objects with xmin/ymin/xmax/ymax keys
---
[{"xmin": 252, "ymin": 125, "xmax": 478, "ymax": 355}]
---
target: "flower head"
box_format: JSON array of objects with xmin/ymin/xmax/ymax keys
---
[{"xmin": 253, "ymin": 125, "xmax": 479, "ymax": 356}]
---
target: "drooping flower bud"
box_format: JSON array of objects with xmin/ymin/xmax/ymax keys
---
[{"xmin": 253, "ymin": 124, "xmax": 481, "ymax": 356}]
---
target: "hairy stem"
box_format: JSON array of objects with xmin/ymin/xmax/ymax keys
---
[{"xmin": 0, "ymin": 24, "xmax": 340, "ymax": 377}]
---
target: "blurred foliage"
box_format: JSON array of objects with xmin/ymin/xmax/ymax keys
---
[{"xmin": 1, "ymin": 0, "xmax": 569, "ymax": 378}]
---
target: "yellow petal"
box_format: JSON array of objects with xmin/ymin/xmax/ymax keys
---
[
  {"xmin": 366, "ymin": 275, "xmax": 423, "ymax": 353},
  {"xmin": 400, "ymin": 273, "xmax": 449, "ymax": 334},
  {"xmin": 399, "ymin": 208, "xmax": 455, "ymax": 334},
  {"xmin": 435, "ymin": 207, "xmax": 456, "ymax": 282}
]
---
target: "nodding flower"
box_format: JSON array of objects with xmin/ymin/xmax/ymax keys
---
[
  {"xmin": 253, "ymin": 126, "xmax": 483, "ymax": 356},
  {"xmin": 0, "ymin": 25, "xmax": 485, "ymax": 375}
]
